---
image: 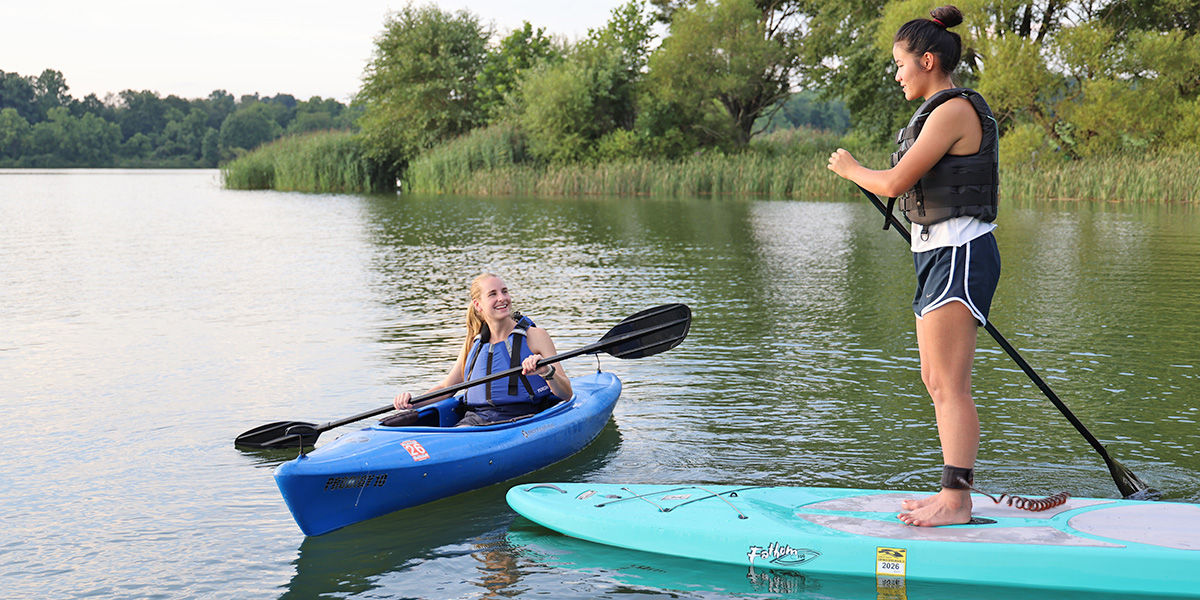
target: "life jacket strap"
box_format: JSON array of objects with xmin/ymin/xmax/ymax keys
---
[
  {"xmin": 464, "ymin": 335, "xmax": 484, "ymax": 398},
  {"xmin": 507, "ymin": 328, "xmax": 536, "ymax": 398}
]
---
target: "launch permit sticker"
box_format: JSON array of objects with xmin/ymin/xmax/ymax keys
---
[
  {"xmin": 401, "ymin": 440, "xmax": 430, "ymax": 462},
  {"xmin": 876, "ymin": 547, "xmax": 906, "ymax": 577}
]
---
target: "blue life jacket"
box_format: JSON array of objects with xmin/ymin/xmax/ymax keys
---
[
  {"xmin": 462, "ymin": 314, "xmax": 556, "ymax": 411},
  {"xmin": 890, "ymin": 87, "xmax": 1000, "ymax": 229}
]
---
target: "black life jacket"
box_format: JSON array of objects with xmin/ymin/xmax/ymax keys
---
[{"xmin": 889, "ymin": 87, "xmax": 999, "ymax": 230}]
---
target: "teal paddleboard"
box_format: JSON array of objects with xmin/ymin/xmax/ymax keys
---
[{"xmin": 506, "ymin": 483, "xmax": 1200, "ymax": 597}]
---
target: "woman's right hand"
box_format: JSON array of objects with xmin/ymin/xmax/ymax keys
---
[
  {"xmin": 393, "ymin": 391, "xmax": 413, "ymax": 411},
  {"xmin": 827, "ymin": 148, "xmax": 860, "ymax": 179}
]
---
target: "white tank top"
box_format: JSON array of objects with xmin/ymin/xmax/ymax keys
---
[{"xmin": 910, "ymin": 215, "xmax": 996, "ymax": 252}]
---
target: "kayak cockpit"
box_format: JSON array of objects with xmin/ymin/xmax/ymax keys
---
[{"xmin": 372, "ymin": 393, "xmax": 576, "ymax": 431}]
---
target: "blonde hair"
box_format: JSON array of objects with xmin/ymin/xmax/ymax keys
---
[{"xmin": 461, "ymin": 273, "xmax": 506, "ymax": 361}]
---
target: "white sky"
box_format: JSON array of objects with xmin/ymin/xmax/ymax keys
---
[{"xmin": 2, "ymin": 1, "xmax": 628, "ymax": 103}]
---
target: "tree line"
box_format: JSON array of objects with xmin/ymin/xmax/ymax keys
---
[
  {"xmin": 0, "ymin": 68, "xmax": 357, "ymax": 168},
  {"xmin": 11, "ymin": 0, "xmax": 1196, "ymax": 178},
  {"xmin": 353, "ymin": 0, "xmax": 1198, "ymax": 182}
]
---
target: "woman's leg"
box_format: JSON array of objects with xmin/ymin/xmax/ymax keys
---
[{"xmin": 899, "ymin": 301, "xmax": 979, "ymax": 526}]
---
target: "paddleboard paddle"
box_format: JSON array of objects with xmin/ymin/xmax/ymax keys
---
[{"xmin": 855, "ymin": 184, "xmax": 1157, "ymax": 500}]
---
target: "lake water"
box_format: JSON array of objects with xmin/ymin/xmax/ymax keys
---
[{"xmin": 2, "ymin": 170, "xmax": 1197, "ymax": 599}]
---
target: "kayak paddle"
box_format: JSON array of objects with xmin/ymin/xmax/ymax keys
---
[
  {"xmin": 855, "ymin": 184, "xmax": 1156, "ymax": 499},
  {"xmin": 235, "ymin": 303, "xmax": 691, "ymax": 449}
]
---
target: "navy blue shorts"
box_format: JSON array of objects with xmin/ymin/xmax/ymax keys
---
[{"xmin": 912, "ymin": 232, "xmax": 1001, "ymax": 325}]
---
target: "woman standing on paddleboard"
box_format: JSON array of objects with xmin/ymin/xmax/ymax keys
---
[{"xmin": 828, "ymin": 5, "xmax": 1001, "ymax": 527}]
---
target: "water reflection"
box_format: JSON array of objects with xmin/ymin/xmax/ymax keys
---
[
  {"xmin": 505, "ymin": 520, "xmax": 1174, "ymax": 600},
  {"xmin": 278, "ymin": 424, "xmax": 622, "ymax": 598},
  {"xmin": 3, "ymin": 171, "xmax": 1197, "ymax": 600},
  {"xmin": 351, "ymin": 191, "xmax": 1200, "ymax": 505}
]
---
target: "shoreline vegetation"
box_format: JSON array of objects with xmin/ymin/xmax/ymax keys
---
[
  {"xmin": 218, "ymin": 0, "xmax": 1198, "ymax": 204},
  {"xmin": 12, "ymin": 1, "xmax": 1196, "ymax": 204},
  {"xmin": 219, "ymin": 131, "xmax": 390, "ymax": 194},
  {"xmin": 222, "ymin": 126, "xmax": 1200, "ymax": 203}
]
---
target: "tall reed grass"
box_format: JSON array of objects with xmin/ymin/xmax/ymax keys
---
[
  {"xmin": 408, "ymin": 127, "xmax": 1199, "ymax": 203},
  {"xmin": 1002, "ymin": 151, "xmax": 1200, "ymax": 203},
  {"xmin": 404, "ymin": 123, "xmax": 529, "ymax": 194},
  {"xmin": 222, "ymin": 131, "xmax": 392, "ymax": 194},
  {"xmin": 405, "ymin": 126, "xmax": 887, "ymax": 199},
  {"xmin": 232, "ymin": 126, "xmax": 1198, "ymax": 204}
]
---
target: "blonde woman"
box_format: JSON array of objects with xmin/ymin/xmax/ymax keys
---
[{"xmin": 393, "ymin": 274, "xmax": 572, "ymax": 426}]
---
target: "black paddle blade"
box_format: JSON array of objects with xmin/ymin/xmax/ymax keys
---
[
  {"xmin": 596, "ymin": 303, "xmax": 691, "ymax": 359},
  {"xmin": 1105, "ymin": 452, "xmax": 1161, "ymax": 500},
  {"xmin": 234, "ymin": 420, "xmax": 319, "ymax": 449}
]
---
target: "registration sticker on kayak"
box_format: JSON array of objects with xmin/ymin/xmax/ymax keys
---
[
  {"xmin": 401, "ymin": 440, "xmax": 430, "ymax": 462},
  {"xmin": 876, "ymin": 547, "xmax": 907, "ymax": 577}
]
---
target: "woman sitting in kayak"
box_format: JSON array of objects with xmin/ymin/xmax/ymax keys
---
[
  {"xmin": 393, "ymin": 273, "xmax": 573, "ymax": 426},
  {"xmin": 827, "ymin": 5, "xmax": 1001, "ymax": 526}
]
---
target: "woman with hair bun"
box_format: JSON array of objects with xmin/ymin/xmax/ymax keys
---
[
  {"xmin": 392, "ymin": 273, "xmax": 572, "ymax": 426},
  {"xmin": 828, "ymin": 5, "xmax": 1002, "ymax": 527}
]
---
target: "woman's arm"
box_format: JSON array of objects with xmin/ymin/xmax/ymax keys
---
[
  {"xmin": 394, "ymin": 349, "xmax": 467, "ymax": 409},
  {"xmin": 523, "ymin": 327, "xmax": 573, "ymax": 400},
  {"xmin": 828, "ymin": 97, "xmax": 977, "ymax": 197}
]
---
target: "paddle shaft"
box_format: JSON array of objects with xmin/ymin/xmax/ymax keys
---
[
  {"xmin": 308, "ymin": 314, "xmax": 684, "ymax": 435},
  {"xmin": 854, "ymin": 184, "xmax": 1143, "ymax": 493}
]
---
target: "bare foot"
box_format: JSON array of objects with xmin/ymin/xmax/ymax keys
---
[
  {"xmin": 900, "ymin": 495, "xmax": 937, "ymax": 511},
  {"xmin": 898, "ymin": 489, "xmax": 972, "ymax": 527}
]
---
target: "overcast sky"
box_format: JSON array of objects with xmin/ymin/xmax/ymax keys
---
[{"xmin": 3, "ymin": 0, "xmax": 627, "ymax": 102}]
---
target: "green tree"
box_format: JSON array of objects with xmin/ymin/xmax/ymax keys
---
[
  {"xmin": 646, "ymin": 0, "xmax": 800, "ymax": 146},
  {"xmin": 23, "ymin": 107, "xmax": 120, "ymax": 166},
  {"xmin": 477, "ymin": 22, "xmax": 562, "ymax": 121},
  {"xmin": 68, "ymin": 111, "xmax": 122, "ymax": 164},
  {"xmin": 516, "ymin": 60, "xmax": 600, "ymax": 162},
  {"xmin": 286, "ymin": 95, "xmax": 354, "ymax": 134},
  {"xmin": 896, "ymin": 0, "xmax": 1200, "ymax": 158},
  {"xmin": 0, "ymin": 71, "xmax": 39, "ymax": 122},
  {"xmin": 34, "ymin": 69, "xmax": 72, "ymax": 118},
  {"xmin": 0, "ymin": 107, "xmax": 31, "ymax": 160},
  {"xmin": 357, "ymin": 4, "xmax": 489, "ymax": 173},
  {"xmin": 515, "ymin": 0, "xmax": 656, "ymax": 162},
  {"xmin": 156, "ymin": 107, "xmax": 212, "ymax": 161},
  {"xmin": 576, "ymin": 0, "xmax": 656, "ymax": 131},
  {"xmin": 204, "ymin": 90, "xmax": 237, "ymax": 130},
  {"xmin": 71, "ymin": 93, "xmax": 116, "ymax": 121},
  {"xmin": 122, "ymin": 132, "xmax": 153, "ymax": 160},
  {"xmin": 787, "ymin": 0, "xmax": 901, "ymax": 142},
  {"xmin": 117, "ymin": 90, "xmax": 168, "ymax": 139},
  {"xmin": 1098, "ymin": 0, "xmax": 1200, "ymax": 36},
  {"xmin": 218, "ymin": 103, "xmax": 283, "ymax": 156},
  {"xmin": 756, "ymin": 90, "xmax": 850, "ymax": 133}
]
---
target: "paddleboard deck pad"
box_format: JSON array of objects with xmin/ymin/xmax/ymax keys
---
[{"xmin": 506, "ymin": 483, "xmax": 1200, "ymax": 597}]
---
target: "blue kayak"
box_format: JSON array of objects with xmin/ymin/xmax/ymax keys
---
[
  {"xmin": 507, "ymin": 482, "xmax": 1200, "ymax": 597},
  {"xmin": 275, "ymin": 371, "xmax": 621, "ymax": 536}
]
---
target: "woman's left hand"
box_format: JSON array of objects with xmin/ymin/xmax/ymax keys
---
[
  {"xmin": 827, "ymin": 148, "xmax": 860, "ymax": 179},
  {"xmin": 522, "ymin": 353, "xmax": 549, "ymax": 377}
]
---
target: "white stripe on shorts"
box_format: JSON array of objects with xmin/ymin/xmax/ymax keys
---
[{"xmin": 917, "ymin": 241, "xmax": 987, "ymax": 325}]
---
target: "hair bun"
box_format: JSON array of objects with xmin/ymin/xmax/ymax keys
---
[{"xmin": 930, "ymin": 5, "xmax": 963, "ymax": 28}]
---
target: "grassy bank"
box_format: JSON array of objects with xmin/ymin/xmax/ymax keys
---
[
  {"xmin": 1002, "ymin": 152, "xmax": 1200, "ymax": 204},
  {"xmin": 406, "ymin": 125, "xmax": 1199, "ymax": 203},
  {"xmin": 405, "ymin": 126, "xmax": 887, "ymax": 199},
  {"xmin": 221, "ymin": 131, "xmax": 392, "ymax": 194},
  {"xmin": 226, "ymin": 126, "xmax": 1198, "ymax": 204}
]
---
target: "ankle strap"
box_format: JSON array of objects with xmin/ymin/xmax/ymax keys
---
[{"xmin": 940, "ymin": 465, "xmax": 974, "ymax": 490}]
